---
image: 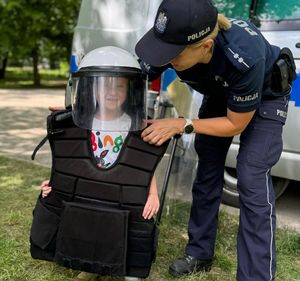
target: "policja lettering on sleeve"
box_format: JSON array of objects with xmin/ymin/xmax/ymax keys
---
[{"xmin": 233, "ymin": 92, "xmax": 259, "ymax": 102}]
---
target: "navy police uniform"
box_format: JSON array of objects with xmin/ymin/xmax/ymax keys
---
[{"xmin": 141, "ymin": 19, "xmax": 291, "ymax": 281}]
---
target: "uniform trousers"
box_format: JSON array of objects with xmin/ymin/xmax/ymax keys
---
[{"xmin": 185, "ymin": 95, "xmax": 287, "ymax": 281}]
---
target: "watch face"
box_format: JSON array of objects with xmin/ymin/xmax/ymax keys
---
[{"xmin": 184, "ymin": 124, "xmax": 194, "ymax": 134}]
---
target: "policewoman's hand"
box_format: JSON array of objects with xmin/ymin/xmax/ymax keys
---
[{"xmin": 141, "ymin": 118, "xmax": 185, "ymax": 146}]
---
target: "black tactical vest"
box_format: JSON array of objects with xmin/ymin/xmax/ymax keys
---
[{"xmin": 30, "ymin": 110, "xmax": 169, "ymax": 278}]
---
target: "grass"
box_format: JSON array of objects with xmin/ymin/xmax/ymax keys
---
[
  {"xmin": 0, "ymin": 155, "xmax": 299, "ymax": 281},
  {"xmin": 0, "ymin": 66, "xmax": 68, "ymax": 89}
]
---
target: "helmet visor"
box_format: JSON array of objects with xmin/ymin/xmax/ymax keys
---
[{"xmin": 71, "ymin": 74, "xmax": 147, "ymax": 131}]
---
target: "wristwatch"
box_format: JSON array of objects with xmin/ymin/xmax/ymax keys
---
[{"xmin": 183, "ymin": 118, "xmax": 194, "ymax": 134}]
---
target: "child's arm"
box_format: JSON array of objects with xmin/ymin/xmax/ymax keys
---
[
  {"xmin": 40, "ymin": 180, "xmax": 52, "ymax": 198},
  {"xmin": 40, "ymin": 107, "xmax": 62, "ymax": 198},
  {"xmin": 41, "ymin": 176, "xmax": 160, "ymax": 219},
  {"xmin": 142, "ymin": 176, "xmax": 160, "ymax": 220}
]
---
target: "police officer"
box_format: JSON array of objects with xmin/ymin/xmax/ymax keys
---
[{"xmin": 135, "ymin": 0, "xmax": 295, "ymax": 280}]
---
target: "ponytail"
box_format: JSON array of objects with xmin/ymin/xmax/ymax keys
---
[{"xmin": 189, "ymin": 13, "xmax": 231, "ymax": 48}]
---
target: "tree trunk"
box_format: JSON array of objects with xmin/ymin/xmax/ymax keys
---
[
  {"xmin": 0, "ymin": 55, "xmax": 8, "ymax": 79},
  {"xmin": 49, "ymin": 53, "xmax": 59, "ymax": 69},
  {"xmin": 32, "ymin": 48, "xmax": 40, "ymax": 86}
]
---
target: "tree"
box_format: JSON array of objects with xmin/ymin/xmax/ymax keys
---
[{"xmin": 0, "ymin": 0, "xmax": 81, "ymax": 85}]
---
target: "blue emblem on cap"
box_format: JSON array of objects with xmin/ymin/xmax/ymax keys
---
[{"xmin": 155, "ymin": 11, "xmax": 168, "ymax": 33}]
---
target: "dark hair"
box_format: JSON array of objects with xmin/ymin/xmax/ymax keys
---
[
  {"xmin": 126, "ymin": 76, "xmax": 146, "ymax": 131},
  {"xmin": 73, "ymin": 76, "xmax": 96, "ymax": 128}
]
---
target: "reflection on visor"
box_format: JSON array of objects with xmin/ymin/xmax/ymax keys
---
[{"xmin": 72, "ymin": 75, "xmax": 147, "ymax": 132}]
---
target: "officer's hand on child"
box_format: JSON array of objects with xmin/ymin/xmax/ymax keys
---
[
  {"xmin": 142, "ymin": 193, "xmax": 160, "ymax": 220},
  {"xmin": 142, "ymin": 118, "xmax": 185, "ymax": 146},
  {"xmin": 40, "ymin": 180, "xmax": 52, "ymax": 198}
]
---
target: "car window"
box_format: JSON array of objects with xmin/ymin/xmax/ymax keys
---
[
  {"xmin": 214, "ymin": 0, "xmax": 300, "ymax": 31},
  {"xmin": 256, "ymin": 0, "xmax": 300, "ymax": 21},
  {"xmin": 213, "ymin": 0, "xmax": 251, "ymax": 19}
]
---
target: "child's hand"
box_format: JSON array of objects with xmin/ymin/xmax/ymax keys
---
[
  {"xmin": 40, "ymin": 180, "xmax": 52, "ymax": 198},
  {"xmin": 142, "ymin": 193, "xmax": 160, "ymax": 220},
  {"xmin": 48, "ymin": 106, "xmax": 64, "ymax": 111}
]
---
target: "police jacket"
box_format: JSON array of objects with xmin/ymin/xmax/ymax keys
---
[
  {"xmin": 141, "ymin": 19, "xmax": 293, "ymax": 122},
  {"xmin": 29, "ymin": 109, "xmax": 169, "ymax": 278}
]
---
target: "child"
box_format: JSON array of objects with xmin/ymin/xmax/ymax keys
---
[{"xmin": 40, "ymin": 71, "xmax": 159, "ymax": 281}]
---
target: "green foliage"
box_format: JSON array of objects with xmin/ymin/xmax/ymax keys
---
[
  {"xmin": 0, "ymin": 0, "xmax": 81, "ymax": 66},
  {"xmin": 0, "ymin": 156, "xmax": 299, "ymax": 281},
  {"xmin": 0, "ymin": 67, "xmax": 67, "ymax": 88}
]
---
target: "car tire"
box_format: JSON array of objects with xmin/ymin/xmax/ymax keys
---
[{"xmin": 222, "ymin": 167, "xmax": 290, "ymax": 208}]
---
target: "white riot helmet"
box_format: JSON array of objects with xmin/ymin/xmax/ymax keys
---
[{"xmin": 71, "ymin": 46, "xmax": 147, "ymax": 132}]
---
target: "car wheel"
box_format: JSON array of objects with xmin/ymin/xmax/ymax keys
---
[{"xmin": 222, "ymin": 167, "xmax": 290, "ymax": 208}]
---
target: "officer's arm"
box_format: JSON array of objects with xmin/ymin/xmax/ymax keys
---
[
  {"xmin": 191, "ymin": 108, "xmax": 255, "ymax": 137},
  {"xmin": 224, "ymin": 108, "xmax": 255, "ymax": 135},
  {"xmin": 142, "ymin": 110, "xmax": 256, "ymax": 145},
  {"xmin": 142, "ymin": 61, "xmax": 263, "ymax": 144},
  {"xmin": 198, "ymin": 60, "xmax": 264, "ymax": 136}
]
